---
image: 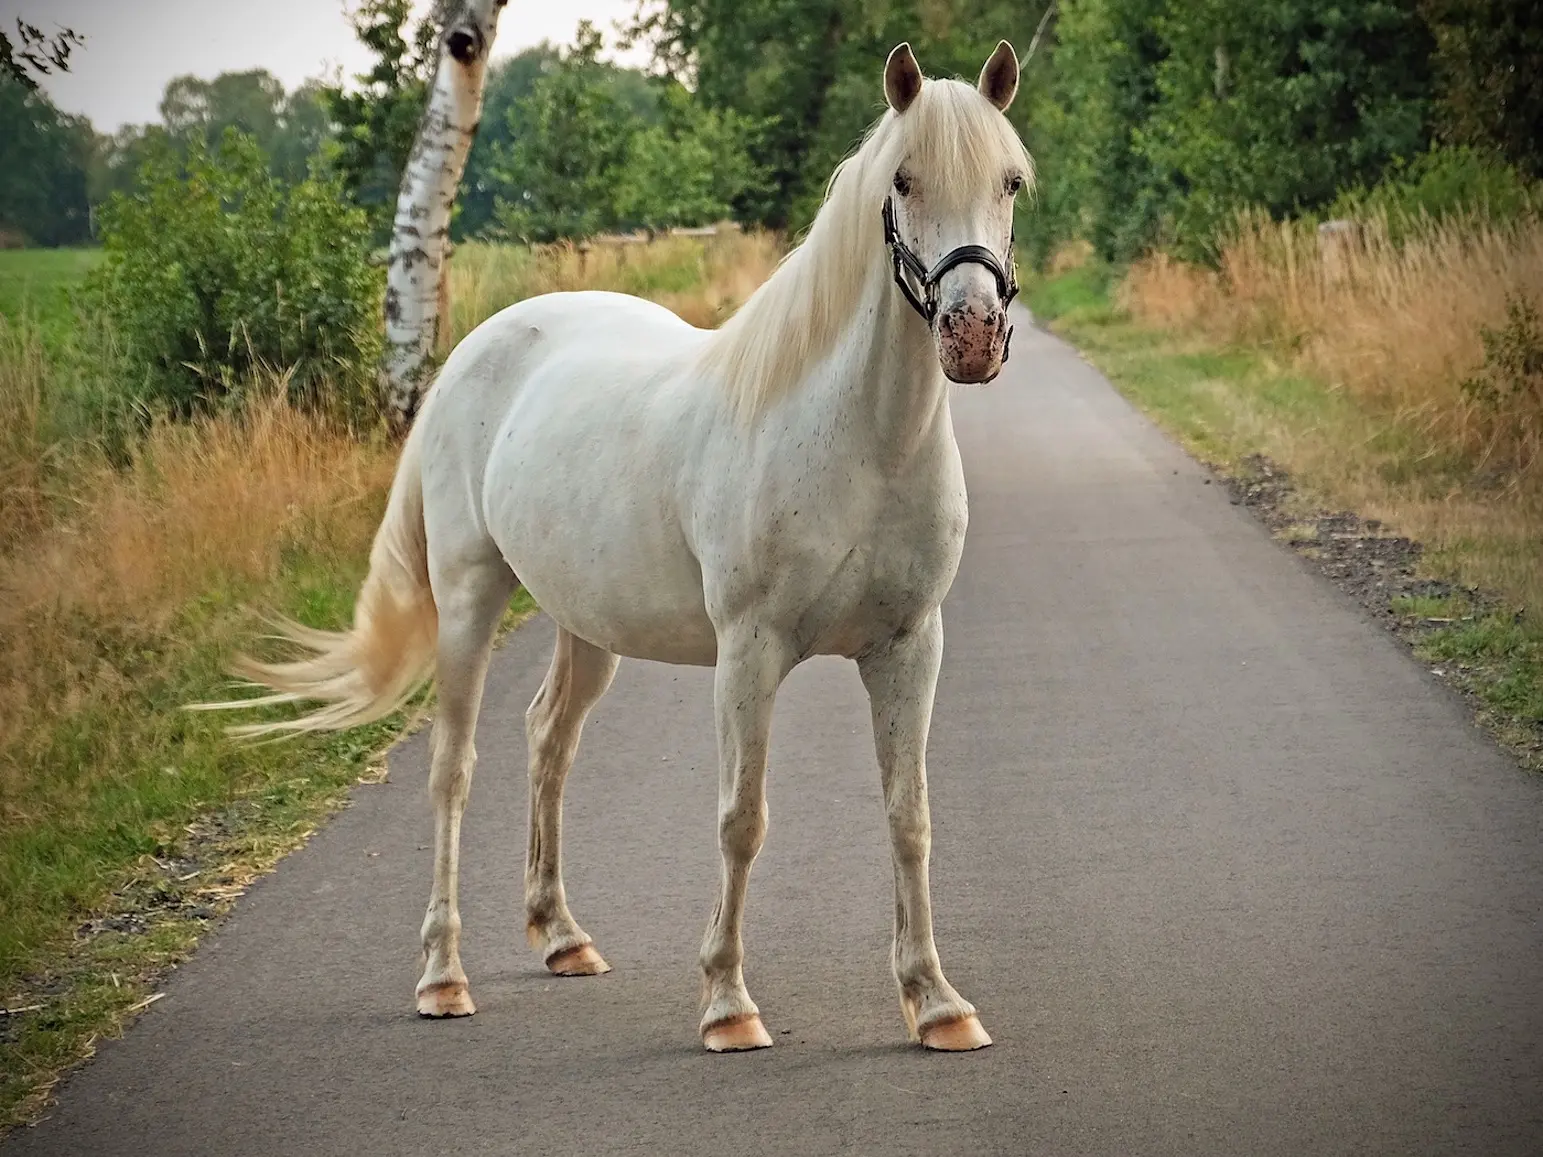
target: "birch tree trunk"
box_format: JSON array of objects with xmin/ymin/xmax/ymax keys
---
[{"xmin": 381, "ymin": 0, "xmax": 505, "ymax": 429}]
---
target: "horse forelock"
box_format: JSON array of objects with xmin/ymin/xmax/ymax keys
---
[{"xmin": 699, "ymin": 77, "xmax": 1033, "ymax": 423}]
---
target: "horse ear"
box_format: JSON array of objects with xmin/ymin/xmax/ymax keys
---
[
  {"xmin": 884, "ymin": 43, "xmax": 923, "ymax": 113},
  {"xmin": 978, "ymin": 40, "xmax": 1019, "ymax": 111}
]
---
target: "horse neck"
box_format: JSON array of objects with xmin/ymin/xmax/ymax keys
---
[{"xmin": 817, "ymin": 258, "xmax": 952, "ymax": 469}]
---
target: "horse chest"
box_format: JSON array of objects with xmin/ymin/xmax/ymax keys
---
[{"xmin": 769, "ymin": 473, "xmax": 968, "ymax": 657}]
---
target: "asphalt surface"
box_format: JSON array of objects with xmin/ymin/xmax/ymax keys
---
[{"xmin": 9, "ymin": 313, "xmax": 1543, "ymax": 1156}]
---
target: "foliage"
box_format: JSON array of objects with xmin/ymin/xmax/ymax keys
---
[
  {"xmin": 1330, "ymin": 146, "xmax": 1539, "ymax": 239},
  {"xmin": 1140, "ymin": 0, "xmax": 1434, "ymax": 259},
  {"xmin": 1018, "ymin": 0, "xmax": 1168, "ymax": 265},
  {"xmin": 0, "ymin": 17, "xmax": 82, "ymax": 90},
  {"xmin": 1421, "ymin": 0, "xmax": 1543, "ymax": 179},
  {"xmin": 154, "ymin": 70, "xmax": 333, "ymax": 186},
  {"xmin": 614, "ymin": 84, "xmax": 765, "ymax": 233},
  {"xmin": 0, "ymin": 76, "xmax": 93, "ymax": 246},
  {"xmin": 1017, "ymin": 0, "xmax": 1543, "ymax": 264},
  {"xmin": 86, "ymin": 133, "xmax": 382, "ymax": 419},
  {"xmin": 630, "ymin": 0, "xmax": 1045, "ymax": 230},
  {"xmin": 323, "ymin": 0, "xmax": 440, "ymax": 241},
  {"xmin": 490, "ymin": 23, "xmax": 761, "ymax": 241},
  {"xmin": 492, "ymin": 23, "xmax": 635, "ymax": 242},
  {"xmin": 1462, "ymin": 294, "xmax": 1543, "ymax": 414}
]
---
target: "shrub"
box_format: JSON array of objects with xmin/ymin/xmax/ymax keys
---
[
  {"xmin": 1462, "ymin": 293, "xmax": 1543, "ymax": 417},
  {"xmin": 1330, "ymin": 146, "xmax": 1540, "ymax": 242},
  {"xmin": 87, "ymin": 131, "xmax": 382, "ymax": 420}
]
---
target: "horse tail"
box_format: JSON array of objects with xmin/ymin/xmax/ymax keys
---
[{"xmin": 193, "ymin": 419, "xmax": 438, "ymax": 738}]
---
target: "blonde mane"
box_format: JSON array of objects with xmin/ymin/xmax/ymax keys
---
[{"xmin": 699, "ymin": 77, "xmax": 1034, "ymax": 422}]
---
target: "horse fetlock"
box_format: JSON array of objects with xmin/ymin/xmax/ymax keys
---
[{"xmin": 898, "ymin": 973, "xmax": 975, "ymax": 1032}]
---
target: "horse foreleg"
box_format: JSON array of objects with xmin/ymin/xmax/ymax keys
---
[
  {"xmin": 698, "ymin": 624, "xmax": 791, "ymax": 1051},
  {"xmin": 858, "ymin": 609, "xmax": 991, "ymax": 1050},
  {"xmin": 524, "ymin": 629, "xmax": 619, "ymax": 975},
  {"xmin": 416, "ymin": 560, "xmax": 516, "ymax": 1017}
]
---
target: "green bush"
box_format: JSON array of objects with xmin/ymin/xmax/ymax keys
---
[
  {"xmin": 87, "ymin": 131, "xmax": 382, "ymax": 419},
  {"xmin": 1462, "ymin": 292, "xmax": 1543, "ymax": 412},
  {"xmin": 1330, "ymin": 146, "xmax": 1539, "ymax": 239}
]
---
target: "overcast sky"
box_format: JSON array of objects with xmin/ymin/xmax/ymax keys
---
[{"xmin": 5, "ymin": 0, "xmax": 650, "ymax": 131}]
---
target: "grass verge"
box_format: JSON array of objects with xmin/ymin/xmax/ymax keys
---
[{"xmin": 1025, "ymin": 265, "xmax": 1543, "ymax": 771}]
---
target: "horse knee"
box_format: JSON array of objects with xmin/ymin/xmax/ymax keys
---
[
  {"xmin": 718, "ymin": 799, "xmax": 767, "ymax": 862},
  {"xmin": 429, "ymin": 743, "xmax": 476, "ymax": 805}
]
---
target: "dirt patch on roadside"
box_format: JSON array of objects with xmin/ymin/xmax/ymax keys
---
[{"xmin": 1223, "ymin": 455, "xmax": 1473, "ymax": 626}]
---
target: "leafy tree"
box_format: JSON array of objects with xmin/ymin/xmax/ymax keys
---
[
  {"xmin": 1138, "ymin": 0, "xmax": 1434, "ymax": 253},
  {"xmin": 91, "ymin": 72, "xmax": 336, "ymax": 206},
  {"xmin": 615, "ymin": 84, "xmax": 765, "ymax": 231},
  {"xmin": 1422, "ymin": 0, "xmax": 1543, "ymax": 178},
  {"xmin": 160, "ymin": 70, "xmax": 286, "ymax": 147},
  {"xmin": 630, "ymin": 0, "xmax": 1045, "ymax": 230},
  {"xmin": 491, "ymin": 23, "xmax": 638, "ymax": 242},
  {"xmin": 1016, "ymin": 0, "xmax": 1169, "ymax": 264},
  {"xmin": 88, "ymin": 132, "xmax": 382, "ymax": 417},
  {"xmin": 631, "ymin": 0, "xmax": 850, "ymax": 228},
  {"xmin": 324, "ymin": 0, "xmax": 439, "ymax": 240},
  {"xmin": 269, "ymin": 81, "xmax": 336, "ymax": 185},
  {"xmin": 0, "ymin": 75, "xmax": 93, "ymax": 246}
]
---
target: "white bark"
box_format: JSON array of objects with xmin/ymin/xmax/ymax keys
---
[{"xmin": 382, "ymin": 0, "xmax": 505, "ymax": 429}]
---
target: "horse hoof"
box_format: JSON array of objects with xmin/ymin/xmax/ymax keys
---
[
  {"xmin": 546, "ymin": 943, "xmax": 611, "ymax": 976},
  {"xmin": 416, "ymin": 980, "xmax": 476, "ymax": 1018},
  {"xmin": 702, "ymin": 1013, "xmax": 773, "ymax": 1052},
  {"xmin": 920, "ymin": 1014, "xmax": 992, "ymax": 1051}
]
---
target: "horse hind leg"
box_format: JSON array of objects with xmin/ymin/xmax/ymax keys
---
[
  {"xmin": 524, "ymin": 628, "xmax": 620, "ymax": 976},
  {"xmin": 416, "ymin": 558, "xmax": 517, "ymax": 1018}
]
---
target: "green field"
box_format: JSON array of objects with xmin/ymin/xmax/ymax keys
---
[
  {"xmin": 0, "ymin": 249, "xmax": 102, "ymax": 345},
  {"xmin": 0, "ymin": 248, "xmax": 423, "ymax": 1129}
]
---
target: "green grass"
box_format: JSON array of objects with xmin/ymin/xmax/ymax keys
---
[
  {"xmin": 1023, "ymin": 261, "xmax": 1118, "ymax": 326},
  {"xmin": 0, "ymin": 558, "xmax": 536, "ymax": 1129},
  {"xmin": 0, "ymin": 249, "xmax": 102, "ymax": 350},
  {"xmin": 1027, "ymin": 264, "xmax": 1543, "ymax": 772},
  {"xmin": 2, "ymin": 243, "xmax": 549, "ymax": 1130}
]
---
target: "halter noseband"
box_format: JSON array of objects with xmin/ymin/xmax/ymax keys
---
[{"xmin": 881, "ymin": 195, "xmax": 1019, "ymax": 333}]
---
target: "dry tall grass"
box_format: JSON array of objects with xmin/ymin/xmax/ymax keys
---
[
  {"xmin": 1, "ymin": 233, "xmax": 785, "ymax": 799},
  {"xmin": 447, "ymin": 230, "xmax": 783, "ymax": 342},
  {"xmin": 1118, "ymin": 210, "xmax": 1543, "ymax": 614},
  {"xmin": 1124, "ymin": 212, "xmax": 1543, "ymax": 476},
  {"xmin": 0, "ymin": 373, "xmax": 394, "ymax": 777},
  {"xmin": 0, "ymin": 320, "xmax": 51, "ymax": 549}
]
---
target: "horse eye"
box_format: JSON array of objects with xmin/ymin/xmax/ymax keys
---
[
  {"xmin": 893, "ymin": 170, "xmax": 913, "ymax": 197},
  {"xmin": 1006, "ymin": 173, "xmax": 1024, "ymax": 196}
]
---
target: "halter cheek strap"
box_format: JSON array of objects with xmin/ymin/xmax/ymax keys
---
[{"xmin": 882, "ymin": 196, "xmax": 1020, "ymax": 340}]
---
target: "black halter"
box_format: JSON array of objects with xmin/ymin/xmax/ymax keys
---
[{"xmin": 882, "ymin": 195, "xmax": 1019, "ymax": 329}]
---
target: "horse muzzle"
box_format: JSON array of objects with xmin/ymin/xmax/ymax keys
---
[{"xmin": 936, "ymin": 301, "xmax": 1011, "ymax": 384}]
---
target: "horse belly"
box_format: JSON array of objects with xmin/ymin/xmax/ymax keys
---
[
  {"xmin": 515, "ymin": 536, "xmax": 718, "ymax": 667},
  {"xmin": 481, "ymin": 355, "xmax": 719, "ymax": 667}
]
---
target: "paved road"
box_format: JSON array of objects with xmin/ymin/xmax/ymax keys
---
[{"xmin": 10, "ymin": 315, "xmax": 1543, "ymax": 1156}]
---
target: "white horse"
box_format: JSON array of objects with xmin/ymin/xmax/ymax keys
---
[{"xmin": 209, "ymin": 41, "xmax": 1030, "ymax": 1052}]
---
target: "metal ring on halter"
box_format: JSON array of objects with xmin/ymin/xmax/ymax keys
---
[{"xmin": 881, "ymin": 196, "xmax": 1020, "ymax": 330}]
